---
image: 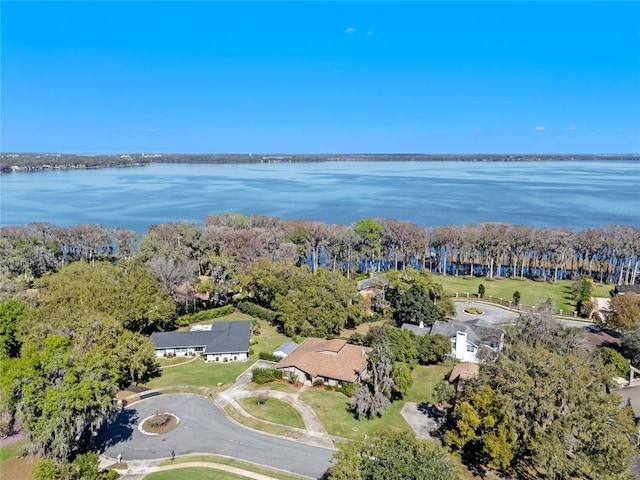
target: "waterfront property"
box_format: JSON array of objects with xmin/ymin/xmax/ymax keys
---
[
  {"xmin": 275, "ymin": 338, "xmax": 371, "ymax": 386},
  {"xmin": 151, "ymin": 320, "xmax": 251, "ymax": 362}
]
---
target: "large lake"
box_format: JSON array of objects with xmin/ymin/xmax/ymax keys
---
[{"xmin": 1, "ymin": 161, "xmax": 638, "ymax": 233}]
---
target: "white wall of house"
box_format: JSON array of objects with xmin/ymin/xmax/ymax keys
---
[
  {"xmin": 155, "ymin": 347, "xmax": 203, "ymax": 358},
  {"xmin": 453, "ymin": 331, "xmax": 480, "ymax": 363},
  {"xmin": 205, "ymin": 352, "xmax": 248, "ymax": 363}
]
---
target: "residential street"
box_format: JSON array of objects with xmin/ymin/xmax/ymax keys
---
[{"xmin": 95, "ymin": 393, "xmax": 335, "ymax": 479}]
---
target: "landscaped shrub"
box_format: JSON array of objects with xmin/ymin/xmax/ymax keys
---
[
  {"xmin": 259, "ymin": 351, "xmax": 277, "ymax": 362},
  {"xmin": 237, "ymin": 301, "xmax": 279, "ymax": 323},
  {"xmin": 313, "ymin": 378, "xmax": 325, "ymax": 387},
  {"xmin": 177, "ymin": 304, "xmax": 234, "ymax": 326},
  {"xmin": 338, "ymin": 382, "xmax": 356, "ymax": 397},
  {"xmin": 464, "ymin": 307, "xmax": 483, "ymax": 315},
  {"xmin": 252, "ymin": 368, "xmax": 283, "ymax": 384}
]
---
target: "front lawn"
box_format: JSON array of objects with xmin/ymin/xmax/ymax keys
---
[
  {"xmin": 404, "ymin": 364, "xmax": 453, "ymax": 404},
  {"xmin": 300, "ymin": 388, "xmax": 411, "ymax": 441},
  {"xmin": 158, "ymin": 455, "xmax": 308, "ymax": 480},
  {"xmin": 237, "ymin": 396, "xmax": 305, "ymax": 429}
]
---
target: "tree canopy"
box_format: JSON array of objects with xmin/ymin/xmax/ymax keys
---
[
  {"xmin": 444, "ymin": 318, "xmax": 638, "ymax": 479},
  {"xmin": 329, "ymin": 430, "xmax": 463, "ymax": 480}
]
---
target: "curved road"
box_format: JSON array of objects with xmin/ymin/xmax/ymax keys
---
[{"xmin": 95, "ymin": 393, "xmax": 335, "ymax": 479}]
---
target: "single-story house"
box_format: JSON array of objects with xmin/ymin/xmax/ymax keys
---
[
  {"xmin": 275, "ymin": 338, "xmax": 371, "ymax": 387},
  {"xmin": 151, "ymin": 320, "xmax": 251, "ymax": 363},
  {"xmin": 273, "ymin": 341, "xmax": 298, "ymax": 359},
  {"xmin": 357, "ymin": 275, "xmax": 390, "ymax": 316}
]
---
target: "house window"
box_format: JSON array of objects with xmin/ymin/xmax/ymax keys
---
[{"xmin": 467, "ymin": 344, "xmax": 476, "ymax": 352}]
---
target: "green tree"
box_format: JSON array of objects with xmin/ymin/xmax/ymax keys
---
[
  {"xmin": 417, "ymin": 334, "xmax": 452, "ymax": 364},
  {"xmin": 16, "ymin": 337, "xmax": 118, "ymax": 462},
  {"xmin": 571, "ymin": 275, "xmax": 594, "ymax": 317},
  {"xmin": 512, "ymin": 290, "xmax": 521, "ymax": 306},
  {"xmin": 595, "ymin": 346, "xmax": 630, "ymax": 379},
  {"xmin": 353, "ymin": 218, "xmax": 384, "ymax": 271},
  {"xmin": 477, "ymin": 283, "xmax": 485, "ymax": 298},
  {"xmin": 433, "ymin": 380, "xmax": 456, "ymax": 408},
  {"xmin": 444, "ymin": 340, "xmax": 637, "ymax": 478},
  {"xmin": 391, "ymin": 362, "xmax": 414, "ymax": 399},
  {"xmin": 0, "ymin": 298, "xmax": 26, "ymax": 359},
  {"xmin": 329, "ymin": 430, "xmax": 463, "ymax": 480},
  {"xmin": 389, "ymin": 284, "xmax": 441, "ymax": 327},
  {"xmin": 607, "ymin": 294, "xmax": 640, "ymax": 330}
]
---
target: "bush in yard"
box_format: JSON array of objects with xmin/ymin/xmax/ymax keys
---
[
  {"xmin": 252, "ymin": 368, "xmax": 283, "ymax": 384},
  {"xmin": 259, "ymin": 351, "xmax": 277, "ymax": 362},
  {"xmin": 177, "ymin": 304, "xmax": 234, "ymax": 326},
  {"xmin": 338, "ymin": 382, "xmax": 356, "ymax": 397},
  {"xmin": 313, "ymin": 378, "xmax": 325, "ymax": 387},
  {"xmin": 237, "ymin": 301, "xmax": 279, "ymax": 323}
]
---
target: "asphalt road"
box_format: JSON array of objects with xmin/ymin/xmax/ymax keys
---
[{"xmin": 95, "ymin": 393, "xmax": 335, "ymax": 479}]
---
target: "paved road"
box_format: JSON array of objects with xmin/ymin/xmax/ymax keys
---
[
  {"xmin": 95, "ymin": 393, "xmax": 335, "ymax": 479},
  {"xmin": 453, "ymin": 300, "xmax": 594, "ymax": 329}
]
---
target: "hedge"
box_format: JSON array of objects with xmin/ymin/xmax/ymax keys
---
[
  {"xmin": 177, "ymin": 304, "xmax": 235, "ymax": 326},
  {"xmin": 252, "ymin": 368, "xmax": 284, "ymax": 384},
  {"xmin": 237, "ymin": 301, "xmax": 279, "ymax": 323}
]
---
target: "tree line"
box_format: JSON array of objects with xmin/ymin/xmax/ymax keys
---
[
  {"xmin": 1, "ymin": 216, "xmax": 638, "ymax": 303},
  {"xmin": 3, "ymin": 153, "xmax": 638, "ymax": 173}
]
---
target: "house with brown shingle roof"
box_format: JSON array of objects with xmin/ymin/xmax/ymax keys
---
[{"xmin": 275, "ymin": 338, "xmax": 371, "ymax": 387}]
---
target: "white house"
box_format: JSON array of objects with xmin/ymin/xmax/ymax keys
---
[
  {"xmin": 151, "ymin": 320, "xmax": 251, "ymax": 362},
  {"xmin": 402, "ymin": 318, "xmax": 503, "ymax": 364}
]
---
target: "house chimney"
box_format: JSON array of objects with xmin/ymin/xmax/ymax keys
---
[{"xmin": 362, "ymin": 348, "xmax": 366, "ymax": 356}]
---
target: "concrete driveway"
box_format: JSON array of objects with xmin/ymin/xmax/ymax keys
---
[
  {"xmin": 452, "ymin": 301, "xmax": 520, "ymax": 325},
  {"xmin": 95, "ymin": 393, "xmax": 334, "ymax": 479}
]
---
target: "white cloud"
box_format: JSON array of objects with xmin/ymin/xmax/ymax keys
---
[
  {"xmin": 535, "ymin": 126, "xmax": 545, "ymax": 131},
  {"xmin": 367, "ymin": 31, "xmax": 372, "ymax": 35},
  {"xmin": 568, "ymin": 125, "xmax": 576, "ymax": 131},
  {"xmin": 588, "ymin": 132, "xmax": 598, "ymax": 136},
  {"xmin": 345, "ymin": 27, "xmax": 356, "ymax": 34}
]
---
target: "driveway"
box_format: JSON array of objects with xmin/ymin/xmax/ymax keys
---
[
  {"xmin": 95, "ymin": 393, "xmax": 334, "ymax": 479},
  {"xmin": 452, "ymin": 301, "xmax": 520, "ymax": 325}
]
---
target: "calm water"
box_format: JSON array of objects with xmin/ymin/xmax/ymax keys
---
[{"xmin": 1, "ymin": 161, "xmax": 638, "ymax": 233}]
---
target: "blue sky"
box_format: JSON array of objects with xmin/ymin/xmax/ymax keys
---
[{"xmin": 2, "ymin": 1, "xmax": 639, "ymax": 154}]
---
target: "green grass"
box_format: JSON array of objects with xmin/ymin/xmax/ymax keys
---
[
  {"xmin": 0, "ymin": 440, "xmax": 27, "ymax": 463},
  {"xmin": 145, "ymin": 321, "xmax": 291, "ymax": 390},
  {"xmin": 434, "ymin": 275, "xmax": 613, "ymax": 315},
  {"xmin": 299, "ymin": 388, "xmax": 411, "ymax": 441},
  {"xmin": 248, "ymin": 381, "xmax": 301, "ymax": 394},
  {"xmin": 144, "ymin": 467, "xmax": 251, "ymax": 480},
  {"xmin": 404, "ymin": 365, "xmax": 453, "ymax": 404},
  {"xmin": 237, "ymin": 397, "xmax": 305, "ymax": 429},
  {"xmin": 158, "ymin": 455, "xmax": 308, "ymax": 480}
]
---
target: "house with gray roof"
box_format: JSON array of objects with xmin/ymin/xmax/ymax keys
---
[
  {"xmin": 430, "ymin": 320, "xmax": 503, "ymax": 363},
  {"xmin": 151, "ymin": 320, "xmax": 251, "ymax": 363},
  {"xmin": 401, "ymin": 318, "xmax": 503, "ymax": 363}
]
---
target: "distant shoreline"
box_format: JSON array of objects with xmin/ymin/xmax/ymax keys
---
[{"xmin": 1, "ymin": 152, "xmax": 639, "ymax": 174}]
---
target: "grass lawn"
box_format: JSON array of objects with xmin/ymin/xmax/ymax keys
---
[
  {"xmin": 0, "ymin": 440, "xmax": 35, "ymax": 480},
  {"xmin": 158, "ymin": 455, "xmax": 308, "ymax": 480},
  {"xmin": 300, "ymin": 388, "xmax": 411, "ymax": 441},
  {"xmin": 248, "ymin": 381, "xmax": 301, "ymax": 394},
  {"xmin": 237, "ymin": 397, "xmax": 305, "ymax": 429},
  {"xmin": 145, "ymin": 320, "xmax": 291, "ymax": 391},
  {"xmin": 143, "ymin": 467, "xmax": 251, "ymax": 480},
  {"xmin": 404, "ymin": 364, "xmax": 453, "ymax": 404},
  {"xmin": 434, "ymin": 275, "xmax": 613, "ymax": 315}
]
